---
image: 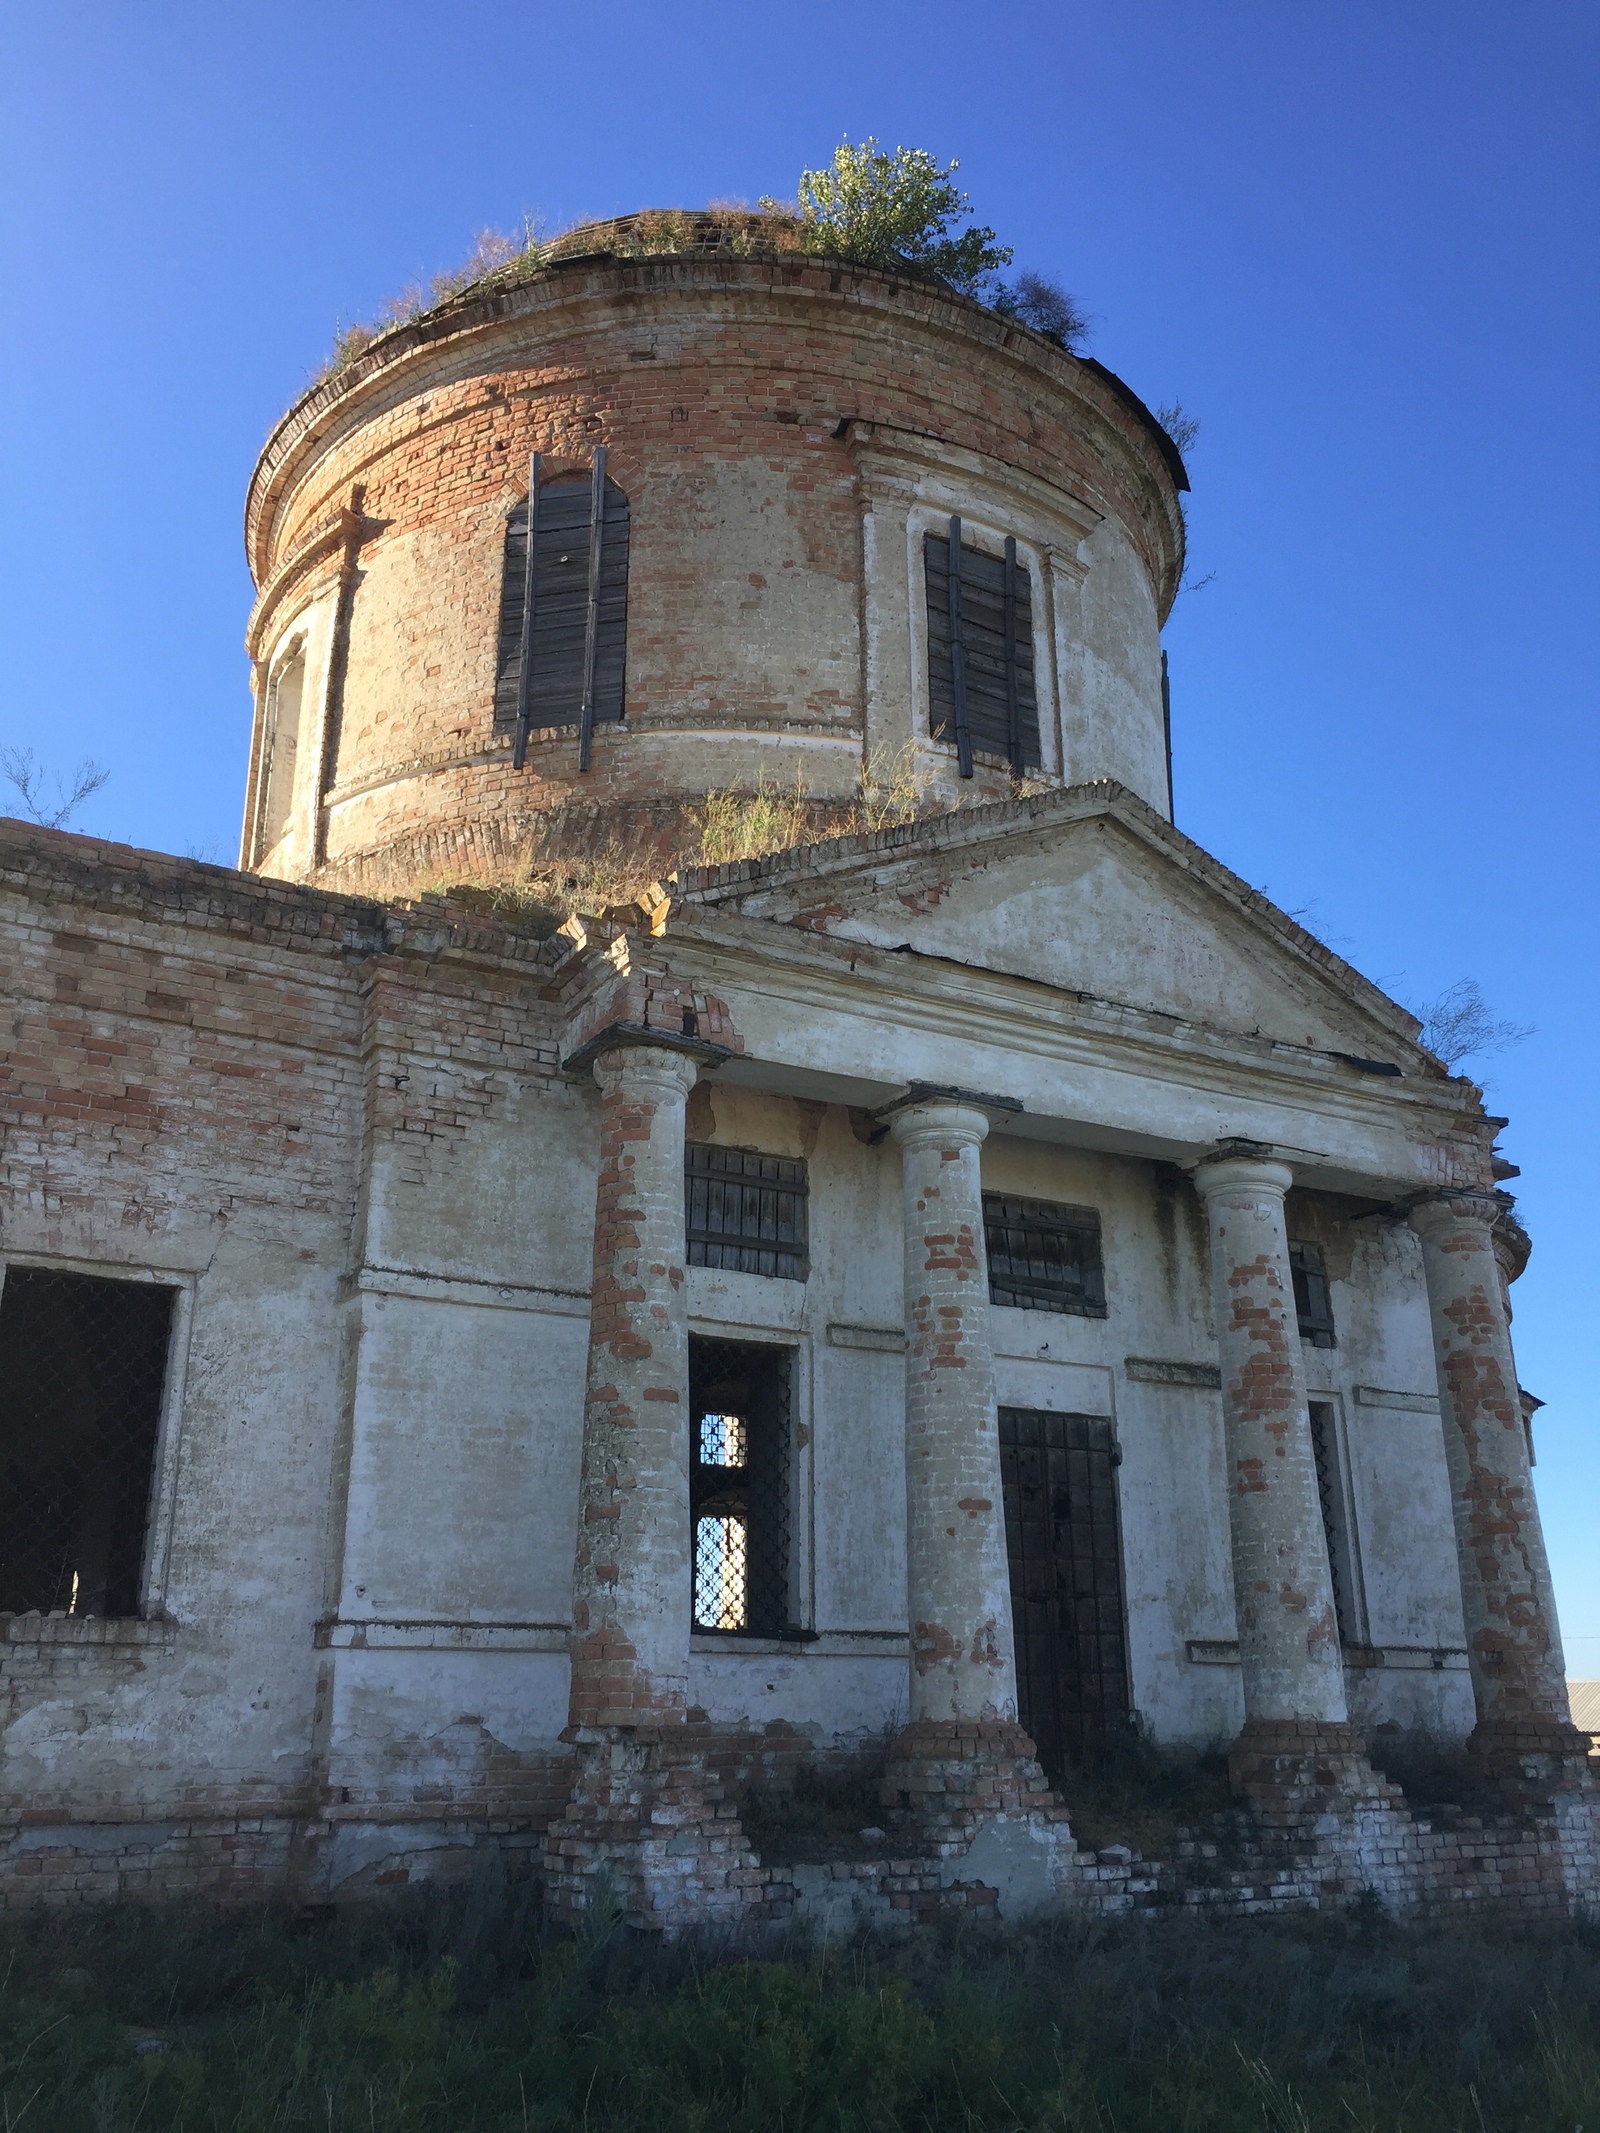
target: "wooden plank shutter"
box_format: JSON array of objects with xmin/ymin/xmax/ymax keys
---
[
  {"xmin": 495, "ymin": 454, "xmax": 629, "ymax": 764},
  {"xmin": 924, "ymin": 523, "xmax": 1042, "ymax": 775}
]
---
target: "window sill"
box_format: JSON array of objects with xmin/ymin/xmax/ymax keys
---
[{"xmin": 2, "ymin": 1612, "xmax": 179, "ymax": 1648}]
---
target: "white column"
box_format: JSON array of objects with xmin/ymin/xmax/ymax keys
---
[
  {"xmin": 1192, "ymin": 1153, "xmax": 1347, "ymax": 1728},
  {"xmin": 890, "ymin": 1100, "xmax": 1018, "ymax": 1725},
  {"xmin": 567, "ymin": 1043, "xmax": 697, "ymax": 1733},
  {"xmin": 1410, "ymin": 1193, "xmax": 1579, "ymax": 1764}
]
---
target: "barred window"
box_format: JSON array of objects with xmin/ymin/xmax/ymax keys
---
[
  {"xmin": 1290, "ymin": 1244, "xmax": 1336, "ymax": 1349},
  {"xmin": 925, "ymin": 521, "xmax": 1041, "ymax": 777},
  {"xmin": 0, "ymin": 1267, "xmax": 175, "ymax": 1618},
  {"xmin": 495, "ymin": 452, "xmax": 629, "ymax": 771},
  {"xmin": 690, "ymin": 1338, "xmax": 792, "ymax": 1638},
  {"xmin": 685, "ymin": 1146, "xmax": 808, "ymax": 1281},
  {"xmin": 984, "ymin": 1195, "xmax": 1107, "ymax": 1317}
]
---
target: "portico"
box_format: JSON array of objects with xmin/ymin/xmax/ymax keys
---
[{"xmin": 533, "ymin": 782, "xmax": 1593, "ymax": 1923}]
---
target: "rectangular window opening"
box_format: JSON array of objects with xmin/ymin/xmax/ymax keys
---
[
  {"xmin": 1308, "ymin": 1400, "xmax": 1361, "ymax": 1646},
  {"xmin": 924, "ymin": 526, "xmax": 1042, "ymax": 775},
  {"xmin": 494, "ymin": 466, "xmax": 630, "ymax": 742},
  {"xmin": 689, "ymin": 1337, "xmax": 793, "ymax": 1638},
  {"xmin": 0, "ymin": 1267, "xmax": 175, "ymax": 1619},
  {"xmin": 984, "ymin": 1195, "xmax": 1106, "ymax": 1317},
  {"xmin": 686, "ymin": 1145, "xmax": 808, "ymax": 1281},
  {"xmin": 1290, "ymin": 1243, "xmax": 1337, "ymax": 1348}
]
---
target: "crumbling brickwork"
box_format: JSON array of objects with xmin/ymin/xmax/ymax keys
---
[{"xmin": 241, "ymin": 229, "xmax": 1187, "ymax": 890}]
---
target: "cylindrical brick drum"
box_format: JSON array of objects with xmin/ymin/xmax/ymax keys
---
[{"xmin": 241, "ymin": 213, "xmax": 1186, "ymax": 892}]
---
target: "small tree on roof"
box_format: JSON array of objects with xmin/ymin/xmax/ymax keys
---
[{"xmin": 765, "ymin": 139, "xmax": 1013, "ymax": 294}]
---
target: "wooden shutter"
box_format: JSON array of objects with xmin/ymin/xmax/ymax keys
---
[
  {"xmin": 495, "ymin": 461, "xmax": 629, "ymax": 756},
  {"xmin": 925, "ymin": 525, "xmax": 1041, "ymax": 773}
]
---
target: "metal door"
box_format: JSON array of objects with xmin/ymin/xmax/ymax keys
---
[{"xmin": 998, "ymin": 1408, "xmax": 1130, "ymax": 1775}]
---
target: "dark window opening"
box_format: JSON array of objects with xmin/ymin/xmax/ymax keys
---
[
  {"xmin": 689, "ymin": 1338, "xmax": 793, "ymax": 1638},
  {"xmin": 494, "ymin": 454, "xmax": 629, "ymax": 769},
  {"xmin": 686, "ymin": 1145, "xmax": 808, "ymax": 1282},
  {"xmin": 1290, "ymin": 1243, "xmax": 1336, "ymax": 1348},
  {"xmin": 924, "ymin": 522, "xmax": 1041, "ymax": 777},
  {"xmin": 999, "ymin": 1409, "xmax": 1129, "ymax": 1777},
  {"xmin": 984, "ymin": 1195, "xmax": 1106, "ymax": 1317},
  {"xmin": 1308, "ymin": 1401, "xmax": 1358, "ymax": 1645},
  {"xmin": 0, "ymin": 1268, "xmax": 174, "ymax": 1618}
]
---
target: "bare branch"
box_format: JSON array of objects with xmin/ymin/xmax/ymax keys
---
[
  {"xmin": 1415, "ymin": 978, "xmax": 1534, "ymax": 1070},
  {"xmin": 1, "ymin": 747, "xmax": 110, "ymax": 831}
]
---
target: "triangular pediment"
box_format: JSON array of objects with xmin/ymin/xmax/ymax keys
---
[{"xmin": 677, "ymin": 784, "xmax": 1428, "ymax": 1066}]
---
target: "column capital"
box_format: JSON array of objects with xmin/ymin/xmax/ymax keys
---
[
  {"xmin": 1408, "ymin": 1190, "xmax": 1502, "ymax": 1241},
  {"xmin": 587, "ymin": 1040, "xmax": 701, "ymax": 1104},
  {"xmin": 887, "ymin": 1100, "xmax": 991, "ymax": 1155},
  {"xmin": 1191, "ymin": 1149, "xmax": 1295, "ymax": 1203}
]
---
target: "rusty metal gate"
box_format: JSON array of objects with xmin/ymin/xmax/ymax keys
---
[{"xmin": 998, "ymin": 1408, "xmax": 1130, "ymax": 1776}]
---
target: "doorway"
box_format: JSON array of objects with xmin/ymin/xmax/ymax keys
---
[{"xmin": 998, "ymin": 1408, "xmax": 1130, "ymax": 1775}]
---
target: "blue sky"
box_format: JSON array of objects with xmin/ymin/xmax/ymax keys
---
[{"xmin": 2, "ymin": 3, "xmax": 1595, "ymax": 1667}]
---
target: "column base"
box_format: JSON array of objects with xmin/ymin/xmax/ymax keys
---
[
  {"xmin": 883, "ymin": 1723, "xmax": 1070, "ymax": 1859},
  {"xmin": 1227, "ymin": 1719, "xmax": 1402, "ymax": 1827},
  {"xmin": 1467, "ymin": 1718, "xmax": 1597, "ymax": 1800},
  {"xmin": 543, "ymin": 1728, "xmax": 775, "ymax": 1937}
]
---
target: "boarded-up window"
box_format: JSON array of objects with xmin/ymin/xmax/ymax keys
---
[
  {"xmin": 984, "ymin": 1195, "xmax": 1106, "ymax": 1317},
  {"xmin": 257, "ymin": 642, "xmax": 306, "ymax": 857},
  {"xmin": 685, "ymin": 1146, "xmax": 808, "ymax": 1281},
  {"xmin": 494, "ymin": 457, "xmax": 629, "ymax": 763},
  {"xmin": 925, "ymin": 521, "xmax": 1041, "ymax": 776},
  {"xmin": 0, "ymin": 1268, "xmax": 174, "ymax": 1618},
  {"xmin": 1290, "ymin": 1243, "xmax": 1336, "ymax": 1348},
  {"xmin": 690, "ymin": 1338, "xmax": 793, "ymax": 1638}
]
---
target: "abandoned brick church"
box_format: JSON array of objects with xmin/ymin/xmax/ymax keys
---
[{"xmin": 3, "ymin": 214, "xmax": 1594, "ymax": 1926}]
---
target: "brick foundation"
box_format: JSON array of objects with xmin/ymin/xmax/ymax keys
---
[{"xmin": 542, "ymin": 1729, "xmax": 785, "ymax": 1936}]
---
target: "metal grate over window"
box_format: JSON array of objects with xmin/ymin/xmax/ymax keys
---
[
  {"xmin": 983, "ymin": 1195, "xmax": 1107, "ymax": 1317},
  {"xmin": 0, "ymin": 1267, "xmax": 175, "ymax": 1618},
  {"xmin": 685, "ymin": 1146, "xmax": 808, "ymax": 1281},
  {"xmin": 1290, "ymin": 1243, "xmax": 1337, "ymax": 1348},
  {"xmin": 999, "ymin": 1408, "xmax": 1130, "ymax": 1777},
  {"xmin": 689, "ymin": 1338, "xmax": 792, "ymax": 1638}
]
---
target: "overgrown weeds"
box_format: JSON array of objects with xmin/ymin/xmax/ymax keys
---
[
  {"xmin": 2, "ymin": 1882, "xmax": 1597, "ymax": 2129},
  {"xmin": 1052, "ymin": 1725, "xmax": 1237, "ymax": 1857},
  {"xmin": 362, "ymin": 743, "xmax": 964, "ymax": 929}
]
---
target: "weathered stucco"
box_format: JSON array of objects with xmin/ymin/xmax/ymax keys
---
[
  {"xmin": 239, "ymin": 233, "xmax": 1186, "ymax": 888},
  {"xmin": 1, "ymin": 227, "xmax": 1590, "ymax": 1919}
]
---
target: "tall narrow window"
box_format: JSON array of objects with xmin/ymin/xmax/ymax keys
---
[
  {"xmin": 685, "ymin": 1146, "xmax": 808, "ymax": 1281},
  {"xmin": 925, "ymin": 521, "xmax": 1041, "ymax": 777},
  {"xmin": 257, "ymin": 643, "xmax": 306, "ymax": 856},
  {"xmin": 984, "ymin": 1195, "xmax": 1106, "ymax": 1317},
  {"xmin": 1308, "ymin": 1401, "xmax": 1364, "ymax": 1645},
  {"xmin": 494, "ymin": 452, "xmax": 629, "ymax": 771},
  {"xmin": 0, "ymin": 1268, "xmax": 175, "ymax": 1618},
  {"xmin": 689, "ymin": 1338, "xmax": 792, "ymax": 1637},
  {"xmin": 1290, "ymin": 1243, "xmax": 1336, "ymax": 1348}
]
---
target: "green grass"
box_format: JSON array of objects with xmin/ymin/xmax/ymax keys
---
[{"xmin": 2, "ymin": 1878, "xmax": 1597, "ymax": 2129}]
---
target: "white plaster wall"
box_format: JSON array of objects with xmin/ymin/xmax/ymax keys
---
[
  {"xmin": 360, "ymin": 1073, "xmax": 596, "ymax": 1295},
  {"xmin": 1055, "ymin": 520, "xmax": 1170, "ymax": 813},
  {"xmin": 335, "ymin": 1296, "xmax": 586, "ymax": 1624},
  {"xmin": 1, "ymin": 1233, "xmax": 349, "ymax": 1812}
]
